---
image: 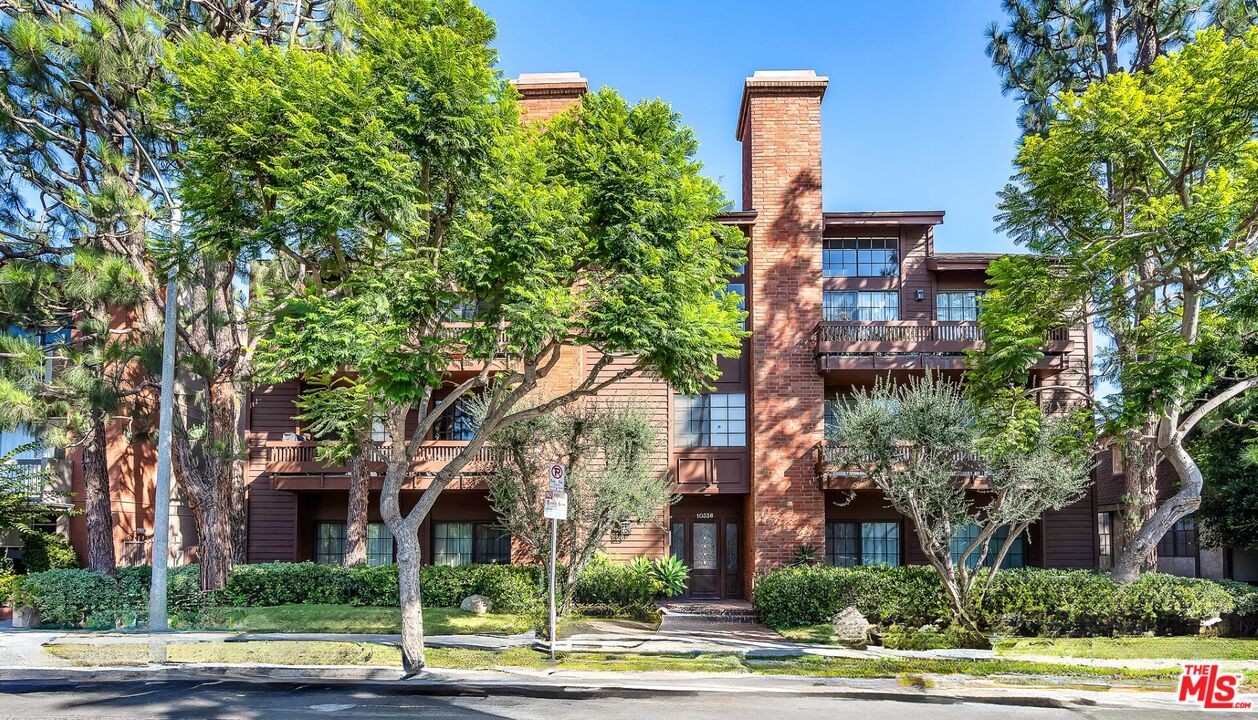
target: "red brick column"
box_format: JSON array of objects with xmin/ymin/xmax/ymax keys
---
[{"xmin": 738, "ymin": 71, "xmax": 829, "ymax": 595}]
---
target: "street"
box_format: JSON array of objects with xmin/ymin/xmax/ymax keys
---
[{"xmin": 0, "ymin": 680, "xmax": 1208, "ymax": 720}]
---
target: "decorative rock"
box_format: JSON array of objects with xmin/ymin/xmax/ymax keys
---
[
  {"xmin": 460, "ymin": 594, "xmax": 492, "ymax": 614},
  {"xmin": 831, "ymin": 606, "xmax": 872, "ymax": 648},
  {"xmin": 11, "ymin": 606, "xmax": 39, "ymax": 629}
]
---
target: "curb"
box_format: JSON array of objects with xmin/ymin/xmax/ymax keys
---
[{"xmin": 0, "ymin": 664, "xmax": 1177, "ymax": 710}]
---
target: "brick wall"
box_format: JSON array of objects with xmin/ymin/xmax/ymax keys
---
[{"xmin": 739, "ymin": 72, "xmax": 829, "ymax": 593}]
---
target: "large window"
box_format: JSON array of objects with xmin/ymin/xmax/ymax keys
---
[
  {"xmin": 315, "ymin": 522, "xmax": 395, "ymax": 566},
  {"xmin": 433, "ymin": 521, "xmax": 511, "ymax": 566},
  {"xmin": 1097, "ymin": 512, "xmax": 1115, "ymax": 570},
  {"xmin": 823, "ymin": 291, "xmax": 900, "ymax": 321},
  {"xmin": 726, "ymin": 282, "xmax": 746, "ymax": 329},
  {"xmin": 673, "ymin": 393, "xmax": 746, "ymax": 447},
  {"xmin": 951, "ymin": 524, "xmax": 1026, "ymax": 569},
  {"xmin": 937, "ymin": 290, "xmax": 986, "ymax": 321},
  {"xmin": 823, "ymin": 238, "xmax": 899, "ymax": 277},
  {"xmin": 825, "ymin": 521, "xmax": 901, "ymax": 567},
  {"xmin": 1158, "ymin": 518, "xmax": 1197, "ymax": 558},
  {"xmin": 434, "ymin": 398, "xmax": 477, "ymax": 441}
]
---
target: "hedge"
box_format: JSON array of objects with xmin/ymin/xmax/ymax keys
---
[
  {"xmin": 15, "ymin": 562, "xmax": 548, "ymax": 628},
  {"xmin": 753, "ymin": 565, "xmax": 1258, "ymax": 637}
]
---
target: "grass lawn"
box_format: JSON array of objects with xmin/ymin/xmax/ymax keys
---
[
  {"xmin": 192, "ymin": 605, "xmax": 529, "ymax": 636},
  {"xmin": 774, "ymin": 624, "xmax": 836, "ymax": 644},
  {"xmin": 44, "ymin": 640, "xmax": 1191, "ymax": 685},
  {"xmin": 995, "ymin": 636, "xmax": 1258, "ymax": 661}
]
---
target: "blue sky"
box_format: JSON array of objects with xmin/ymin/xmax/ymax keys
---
[{"xmin": 479, "ymin": 0, "xmax": 1025, "ymax": 254}]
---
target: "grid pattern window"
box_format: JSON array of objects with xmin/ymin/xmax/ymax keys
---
[
  {"xmin": 1097, "ymin": 512, "xmax": 1114, "ymax": 570},
  {"xmin": 673, "ymin": 393, "xmax": 746, "ymax": 447},
  {"xmin": 823, "ymin": 291, "xmax": 900, "ymax": 321},
  {"xmin": 950, "ymin": 524, "xmax": 1026, "ymax": 569},
  {"xmin": 474, "ymin": 523, "xmax": 512, "ymax": 564},
  {"xmin": 366, "ymin": 523, "xmax": 393, "ymax": 566},
  {"xmin": 434, "ymin": 521, "xmax": 511, "ymax": 566},
  {"xmin": 825, "ymin": 521, "xmax": 901, "ymax": 567},
  {"xmin": 1157, "ymin": 518, "xmax": 1197, "ymax": 557},
  {"xmin": 937, "ymin": 290, "xmax": 986, "ymax": 322},
  {"xmin": 823, "ymin": 238, "xmax": 899, "ymax": 277},
  {"xmin": 315, "ymin": 522, "xmax": 346, "ymax": 565},
  {"xmin": 434, "ymin": 399, "xmax": 477, "ymax": 441}
]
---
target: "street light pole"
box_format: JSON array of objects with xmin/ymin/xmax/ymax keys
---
[{"xmin": 148, "ymin": 203, "xmax": 180, "ymax": 632}]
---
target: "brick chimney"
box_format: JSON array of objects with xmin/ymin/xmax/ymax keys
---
[
  {"xmin": 513, "ymin": 72, "xmax": 588, "ymax": 123},
  {"xmin": 737, "ymin": 70, "xmax": 829, "ymax": 593}
]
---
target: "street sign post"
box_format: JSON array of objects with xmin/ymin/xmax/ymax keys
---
[{"xmin": 545, "ymin": 463, "xmax": 567, "ymax": 660}]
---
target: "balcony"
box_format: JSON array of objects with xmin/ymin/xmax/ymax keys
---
[
  {"xmin": 6, "ymin": 458, "xmax": 71, "ymax": 507},
  {"xmin": 815, "ymin": 320, "xmax": 1072, "ymax": 373},
  {"xmin": 262, "ymin": 440, "xmax": 494, "ymax": 492},
  {"xmin": 814, "ymin": 441, "xmax": 988, "ymax": 490}
]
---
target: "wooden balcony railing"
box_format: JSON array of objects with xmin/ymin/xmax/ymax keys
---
[
  {"xmin": 815, "ymin": 441, "xmax": 986, "ymax": 488},
  {"xmin": 815, "ymin": 320, "xmax": 1072, "ymax": 372},
  {"xmin": 264, "ymin": 440, "xmax": 495, "ymax": 476}
]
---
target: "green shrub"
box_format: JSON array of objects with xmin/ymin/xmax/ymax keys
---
[
  {"xmin": 20, "ymin": 532, "xmax": 78, "ymax": 573},
  {"xmin": 648, "ymin": 555, "xmax": 690, "ymax": 597},
  {"xmin": 881, "ymin": 625, "xmax": 991, "ymax": 650},
  {"xmin": 755, "ymin": 564, "xmax": 1258, "ymax": 638},
  {"xmin": 752, "ymin": 564, "xmax": 949, "ymax": 629},
  {"xmin": 574, "ymin": 555, "xmax": 663, "ymax": 607},
  {"xmin": 18, "ymin": 569, "xmax": 122, "ymax": 627}
]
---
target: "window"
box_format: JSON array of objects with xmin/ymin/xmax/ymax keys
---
[
  {"xmin": 823, "ymin": 291, "xmax": 900, "ymax": 321},
  {"xmin": 725, "ymin": 282, "xmax": 746, "ymax": 328},
  {"xmin": 950, "ymin": 524, "xmax": 1026, "ymax": 569},
  {"xmin": 434, "ymin": 399, "xmax": 477, "ymax": 441},
  {"xmin": 673, "ymin": 393, "xmax": 746, "ymax": 447},
  {"xmin": 315, "ymin": 522, "xmax": 346, "ymax": 565},
  {"xmin": 936, "ymin": 290, "xmax": 986, "ymax": 322},
  {"xmin": 433, "ymin": 521, "xmax": 511, "ymax": 566},
  {"xmin": 1097, "ymin": 512, "xmax": 1115, "ymax": 570},
  {"xmin": 315, "ymin": 522, "xmax": 394, "ymax": 565},
  {"xmin": 825, "ymin": 521, "xmax": 901, "ymax": 567},
  {"xmin": 1158, "ymin": 518, "xmax": 1197, "ymax": 558},
  {"xmin": 823, "ymin": 238, "xmax": 899, "ymax": 277},
  {"xmin": 669, "ymin": 522, "xmax": 685, "ymax": 560},
  {"xmin": 448, "ymin": 301, "xmax": 477, "ymax": 321},
  {"xmin": 367, "ymin": 524, "xmax": 394, "ymax": 566},
  {"xmin": 369, "ymin": 417, "xmax": 389, "ymax": 443}
]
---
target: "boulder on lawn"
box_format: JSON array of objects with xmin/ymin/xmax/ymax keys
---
[
  {"xmin": 831, "ymin": 606, "xmax": 871, "ymax": 648},
  {"xmin": 460, "ymin": 594, "xmax": 492, "ymax": 614}
]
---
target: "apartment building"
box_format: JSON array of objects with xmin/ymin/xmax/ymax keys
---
[{"xmin": 55, "ymin": 68, "xmax": 1235, "ymax": 597}]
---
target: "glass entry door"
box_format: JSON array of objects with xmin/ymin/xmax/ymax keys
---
[{"xmin": 670, "ymin": 515, "xmax": 741, "ymax": 600}]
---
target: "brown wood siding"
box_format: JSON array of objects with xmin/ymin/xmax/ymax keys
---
[{"xmin": 1041, "ymin": 494, "xmax": 1097, "ymax": 569}]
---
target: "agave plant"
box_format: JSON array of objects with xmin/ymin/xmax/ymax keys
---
[{"xmin": 650, "ymin": 555, "xmax": 690, "ymax": 597}]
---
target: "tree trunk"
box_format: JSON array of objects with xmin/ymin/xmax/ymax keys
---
[
  {"xmin": 1115, "ymin": 434, "xmax": 1160, "ymax": 581},
  {"xmin": 395, "ymin": 532, "xmax": 426, "ymax": 676},
  {"xmin": 1114, "ymin": 437, "xmax": 1205, "ymax": 582},
  {"xmin": 82, "ymin": 416, "xmax": 116, "ymax": 575},
  {"xmin": 345, "ymin": 454, "xmax": 370, "ymax": 567},
  {"xmin": 191, "ymin": 485, "xmax": 234, "ymax": 591}
]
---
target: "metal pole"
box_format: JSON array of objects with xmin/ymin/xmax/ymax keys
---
[
  {"xmin": 148, "ymin": 204, "xmax": 181, "ymax": 633},
  {"xmin": 548, "ymin": 517, "xmax": 557, "ymax": 661}
]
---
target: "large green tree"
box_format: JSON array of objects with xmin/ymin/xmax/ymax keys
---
[
  {"xmin": 986, "ymin": 0, "xmax": 1254, "ymax": 134},
  {"xmin": 977, "ymin": 28, "xmax": 1258, "ymax": 581},
  {"xmin": 170, "ymin": 0, "xmax": 744, "ymax": 673}
]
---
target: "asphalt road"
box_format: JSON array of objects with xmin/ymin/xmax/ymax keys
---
[{"xmin": 0, "ymin": 680, "xmax": 1210, "ymax": 720}]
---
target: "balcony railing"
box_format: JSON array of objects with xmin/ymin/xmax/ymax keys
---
[
  {"xmin": 264, "ymin": 440, "xmax": 495, "ymax": 477},
  {"xmin": 819, "ymin": 321, "xmax": 986, "ymax": 344},
  {"xmin": 815, "ymin": 441, "xmax": 986, "ymax": 487},
  {"xmin": 815, "ymin": 320, "xmax": 1072, "ymax": 372},
  {"xmin": 5, "ymin": 458, "xmax": 67, "ymax": 506}
]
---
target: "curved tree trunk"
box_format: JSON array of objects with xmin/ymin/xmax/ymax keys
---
[
  {"xmin": 1114, "ymin": 437, "xmax": 1205, "ymax": 583},
  {"xmin": 345, "ymin": 453, "xmax": 370, "ymax": 566},
  {"xmin": 1114, "ymin": 432, "xmax": 1162, "ymax": 582},
  {"xmin": 82, "ymin": 415, "xmax": 117, "ymax": 575},
  {"xmin": 395, "ymin": 531, "xmax": 426, "ymax": 675}
]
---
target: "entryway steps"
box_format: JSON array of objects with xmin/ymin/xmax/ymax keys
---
[{"xmin": 657, "ymin": 600, "xmax": 758, "ymax": 623}]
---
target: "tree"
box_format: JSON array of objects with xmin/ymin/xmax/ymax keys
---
[
  {"xmin": 0, "ymin": 253, "xmax": 150, "ymax": 574},
  {"xmin": 985, "ymin": 0, "xmax": 1254, "ymax": 134},
  {"xmin": 980, "ymin": 29, "xmax": 1258, "ymax": 581},
  {"xmin": 829, "ymin": 373, "xmax": 1092, "ymax": 630},
  {"xmin": 0, "ymin": 443, "xmax": 58, "ymax": 534},
  {"xmin": 174, "ymin": 0, "xmax": 744, "ymax": 674},
  {"xmin": 483, "ymin": 403, "xmax": 668, "ymax": 614},
  {"xmin": 2, "ymin": 0, "xmax": 341, "ymax": 590}
]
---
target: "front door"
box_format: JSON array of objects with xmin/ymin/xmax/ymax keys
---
[{"xmin": 670, "ymin": 513, "xmax": 741, "ymax": 600}]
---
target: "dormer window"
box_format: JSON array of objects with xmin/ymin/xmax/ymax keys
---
[{"xmin": 823, "ymin": 238, "xmax": 899, "ymax": 277}]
